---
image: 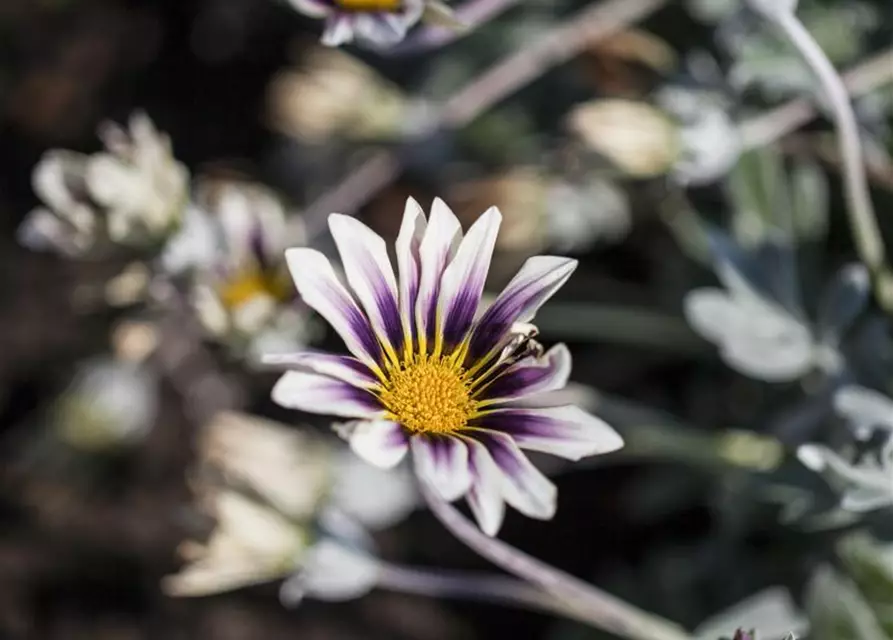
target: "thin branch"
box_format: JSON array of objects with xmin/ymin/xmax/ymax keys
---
[
  {"xmin": 740, "ymin": 47, "xmax": 893, "ymax": 152},
  {"xmin": 770, "ymin": 10, "xmax": 887, "ymax": 302},
  {"xmin": 375, "ymin": 561, "xmax": 594, "ymax": 623},
  {"xmin": 419, "ymin": 482, "xmax": 692, "ymax": 640},
  {"xmin": 301, "ymin": 0, "xmax": 669, "ymax": 235}
]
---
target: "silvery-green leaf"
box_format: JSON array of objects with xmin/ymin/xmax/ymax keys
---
[
  {"xmin": 790, "ymin": 160, "xmax": 829, "ymax": 241},
  {"xmin": 807, "ymin": 564, "xmax": 888, "ymax": 640},
  {"xmin": 728, "ymin": 147, "xmax": 788, "ymax": 244},
  {"xmin": 694, "ymin": 587, "xmax": 808, "ymax": 640}
]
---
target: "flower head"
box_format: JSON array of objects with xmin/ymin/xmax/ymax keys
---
[
  {"xmin": 288, "ymin": 0, "xmax": 455, "ymax": 48},
  {"xmin": 19, "ymin": 112, "xmax": 189, "ymax": 257},
  {"xmin": 269, "ymin": 198, "xmax": 622, "ymax": 536},
  {"xmin": 161, "ymin": 177, "xmax": 313, "ymax": 360}
]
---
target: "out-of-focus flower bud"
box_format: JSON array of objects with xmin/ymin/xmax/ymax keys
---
[
  {"xmin": 162, "ymin": 488, "xmax": 312, "ymax": 597},
  {"xmin": 52, "ymin": 356, "xmax": 158, "ymax": 452},
  {"xmin": 567, "ymin": 99, "xmax": 681, "ymax": 178},
  {"xmin": 266, "ymin": 47, "xmax": 406, "ymax": 143}
]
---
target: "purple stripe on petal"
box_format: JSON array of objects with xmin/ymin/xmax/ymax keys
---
[
  {"xmin": 272, "ymin": 370, "xmax": 383, "ymax": 418},
  {"xmin": 416, "ymin": 199, "xmax": 462, "ymax": 349},
  {"xmin": 321, "ymin": 276, "xmax": 383, "ymax": 361},
  {"xmin": 396, "ymin": 199, "xmax": 427, "ymax": 346},
  {"xmin": 437, "ymin": 207, "xmax": 501, "ymax": 350},
  {"xmin": 411, "ymin": 434, "xmax": 471, "ymax": 502},
  {"xmin": 471, "ymin": 430, "xmax": 556, "ymax": 520},
  {"xmin": 262, "ymin": 350, "xmax": 377, "ymax": 389},
  {"xmin": 469, "ymin": 256, "xmax": 577, "ymax": 361},
  {"xmin": 471, "ymin": 405, "xmax": 622, "ymax": 461},
  {"xmin": 329, "ymin": 215, "xmax": 403, "ymax": 356},
  {"xmin": 285, "ymin": 248, "xmax": 382, "ymax": 367},
  {"xmin": 480, "ymin": 344, "xmax": 571, "ymax": 403}
]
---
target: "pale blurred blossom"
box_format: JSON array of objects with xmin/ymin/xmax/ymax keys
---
[
  {"xmin": 163, "ymin": 411, "xmax": 417, "ymax": 601},
  {"xmin": 160, "ymin": 177, "xmax": 314, "ymax": 360},
  {"xmin": 684, "ymin": 232, "xmax": 868, "ymax": 382},
  {"xmin": 657, "ymin": 86, "xmax": 741, "ymax": 185},
  {"xmin": 52, "ymin": 356, "xmax": 158, "ymax": 452},
  {"xmin": 19, "ymin": 112, "xmax": 189, "ymax": 257},
  {"xmin": 567, "ymin": 99, "xmax": 681, "ymax": 178},
  {"xmin": 546, "ymin": 178, "xmax": 631, "ymax": 253},
  {"xmin": 266, "ymin": 47, "xmax": 407, "ymax": 143},
  {"xmin": 288, "ymin": 0, "xmax": 459, "ymax": 48}
]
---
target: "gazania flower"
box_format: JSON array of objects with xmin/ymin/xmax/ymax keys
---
[
  {"xmin": 18, "ymin": 112, "xmax": 189, "ymax": 257},
  {"xmin": 160, "ymin": 176, "xmax": 314, "ymax": 361},
  {"xmin": 288, "ymin": 0, "xmax": 457, "ymax": 48},
  {"xmin": 269, "ymin": 198, "xmax": 622, "ymax": 536}
]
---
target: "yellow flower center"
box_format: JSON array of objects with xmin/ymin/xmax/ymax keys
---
[
  {"xmin": 218, "ymin": 266, "xmax": 292, "ymax": 311},
  {"xmin": 334, "ymin": 0, "xmax": 403, "ymax": 11},
  {"xmin": 380, "ymin": 356, "xmax": 476, "ymax": 434}
]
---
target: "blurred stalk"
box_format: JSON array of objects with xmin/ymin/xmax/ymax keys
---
[
  {"xmin": 752, "ymin": 8, "xmax": 893, "ymax": 310},
  {"xmin": 740, "ymin": 47, "xmax": 893, "ymax": 151},
  {"xmin": 537, "ymin": 387, "xmax": 786, "ymax": 476},
  {"xmin": 421, "ymin": 483, "xmax": 693, "ymax": 640},
  {"xmin": 375, "ymin": 561, "xmax": 598, "ymax": 623}
]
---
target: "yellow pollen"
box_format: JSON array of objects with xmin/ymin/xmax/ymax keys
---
[
  {"xmin": 218, "ymin": 266, "xmax": 292, "ymax": 311},
  {"xmin": 380, "ymin": 357, "xmax": 475, "ymax": 434},
  {"xmin": 335, "ymin": 0, "xmax": 403, "ymax": 12}
]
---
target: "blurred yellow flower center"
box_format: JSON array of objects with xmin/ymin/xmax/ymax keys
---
[
  {"xmin": 334, "ymin": 0, "xmax": 402, "ymax": 12},
  {"xmin": 380, "ymin": 358, "xmax": 475, "ymax": 434},
  {"xmin": 219, "ymin": 267, "xmax": 292, "ymax": 310}
]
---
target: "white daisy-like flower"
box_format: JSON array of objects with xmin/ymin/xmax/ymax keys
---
[
  {"xmin": 684, "ymin": 231, "xmax": 869, "ymax": 382},
  {"xmin": 19, "ymin": 112, "xmax": 189, "ymax": 257},
  {"xmin": 160, "ymin": 177, "xmax": 313, "ymax": 359},
  {"xmin": 163, "ymin": 411, "xmax": 416, "ymax": 602},
  {"xmin": 267, "ymin": 198, "xmax": 623, "ymax": 536},
  {"xmin": 288, "ymin": 0, "xmax": 456, "ymax": 48},
  {"xmin": 52, "ymin": 356, "xmax": 158, "ymax": 452}
]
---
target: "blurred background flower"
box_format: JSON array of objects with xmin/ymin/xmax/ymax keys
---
[{"xmin": 18, "ymin": 112, "xmax": 189, "ymax": 258}]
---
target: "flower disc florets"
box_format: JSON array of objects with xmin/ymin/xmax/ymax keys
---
[{"xmin": 380, "ymin": 356, "xmax": 475, "ymax": 434}]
